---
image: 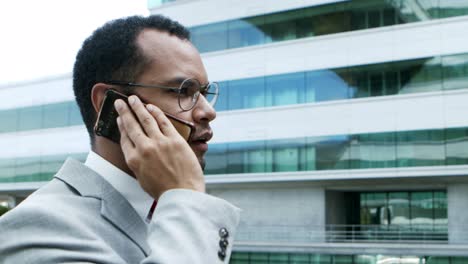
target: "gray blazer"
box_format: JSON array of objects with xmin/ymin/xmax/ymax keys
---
[{"xmin": 0, "ymin": 158, "xmax": 240, "ymax": 264}]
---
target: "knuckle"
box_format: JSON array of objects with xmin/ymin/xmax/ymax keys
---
[
  {"xmin": 140, "ymin": 144, "xmax": 153, "ymax": 157},
  {"xmin": 126, "ymin": 155, "xmax": 139, "ymax": 169},
  {"xmin": 142, "ymin": 116, "xmax": 152, "ymax": 126}
]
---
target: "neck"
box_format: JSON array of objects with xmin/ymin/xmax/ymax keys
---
[{"xmin": 92, "ymin": 137, "xmax": 135, "ymax": 178}]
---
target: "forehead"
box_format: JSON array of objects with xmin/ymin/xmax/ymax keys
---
[{"xmin": 136, "ymin": 29, "xmax": 207, "ymax": 84}]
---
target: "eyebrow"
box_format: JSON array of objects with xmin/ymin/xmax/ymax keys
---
[{"xmin": 153, "ymin": 76, "xmax": 188, "ymax": 86}]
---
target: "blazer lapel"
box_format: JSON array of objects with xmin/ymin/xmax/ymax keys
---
[{"xmin": 54, "ymin": 158, "xmax": 151, "ymax": 256}]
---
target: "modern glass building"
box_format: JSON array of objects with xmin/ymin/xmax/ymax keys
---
[{"xmin": 1, "ymin": 0, "xmax": 468, "ymax": 263}]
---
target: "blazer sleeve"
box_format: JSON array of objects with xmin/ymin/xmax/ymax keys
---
[{"xmin": 142, "ymin": 189, "xmax": 241, "ymax": 264}]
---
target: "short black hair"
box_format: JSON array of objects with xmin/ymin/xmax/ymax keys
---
[{"xmin": 73, "ymin": 15, "xmax": 190, "ymax": 145}]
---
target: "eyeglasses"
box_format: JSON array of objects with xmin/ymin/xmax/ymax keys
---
[{"xmin": 105, "ymin": 78, "xmax": 219, "ymax": 111}]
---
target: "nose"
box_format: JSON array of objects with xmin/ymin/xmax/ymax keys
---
[{"xmin": 192, "ymin": 94, "xmax": 216, "ymax": 124}]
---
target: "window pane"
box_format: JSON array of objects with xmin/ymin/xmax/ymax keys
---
[
  {"xmin": 433, "ymin": 191, "xmax": 447, "ymax": 226},
  {"xmin": 40, "ymin": 155, "xmax": 66, "ymax": 181},
  {"xmin": 43, "ymin": 102, "xmax": 69, "ymax": 128},
  {"xmin": 290, "ymin": 253, "xmax": 309, "ymax": 263},
  {"xmin": 310, "ymin": 254, "xmax": 332, "ymax": 264},
  {"xmin": 334, "ymin": 255, "xmax": 353, "ymax": 264},
  {"xmin": 0, "ymin": 109, "xmax": 18, "ymax": 133},
  {"xmin": 228, "ymin": 77, "xmax": 265, "ymax": 110},
  {"xmin": 215, "ymin": 81, "xmax": 228, "ymax": 112},
  {"xmin": 68, "ymin": 102, "xmax": 83, "ymax": 126},
  {"xmin": 427, "ymin": 256, "xmax": 450, "ymax": 264},
  {"xmin": 266, "ymin": 72, "xmax": 305, "ymax": 107},
  {"xmin": 410, "ymin": 192, "xmax": 434, "ymax": 231},
  {"xmin": 205, "ymin": 144, "xmax": 227, "ymax": 175},
  {"xmin": 443, "ymin": 53, "xmax": 468, "ymax": 90},
  {"xmin": 191, "ymin": 22, "xmax": 228, "ymax": 53},
  {"xmin": 269, "ymin": 139, "xmax": 304, "ymax": 172},
  {"xmin": 354, "ymin": 255, "xmax": 377, "ymax": 264},
  {"xmin": 397, "ymin": 130, "xmax": 445, "ymax": 167},
  {"xmin": 446, "ymin": 127, "xmax": 468, "ymax": 165},
  {"xmin": 228, "ymin": 16, "xmax": 265, "ymax": 49},
  {"xmin": 0, "ymin": 158, "xmax": 15, "ymax": 183},
  {"xmin": 349, "ymin": 132, "xmax": 396, "ymax": 169},
  {"xmin": 15, "ymin": 156, "xmax": 41, "ymax": 182},
  {"xmin": 315, "ymin": 135, "xmax": 350, "ymax": 170},
  {"xmin": 388, "ymin": 192, "xmax": 410, "ymax": 226},
  {"xmin": 18, "ymin": 106, "xmax": 43, "ymax": 131},
  {"xmin": 399, "ymin": 57, "xmax": 442, "ymax": 94},
  {"xmin": 306, "ymin": 69, "xmax": 349, "ymax": 103}
]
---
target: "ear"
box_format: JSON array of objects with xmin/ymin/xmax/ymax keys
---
[{"xmin": 91, "ymin": 83, "xmax": 110, "ymax": 114}]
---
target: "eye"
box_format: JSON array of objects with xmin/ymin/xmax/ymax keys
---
[{"xmin": 179, "ymin": 79, "xmax": 200, "ymax": 97}]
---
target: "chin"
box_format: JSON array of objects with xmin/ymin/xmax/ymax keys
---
[{"xmin": 197, "ymin": 156, "xmax": 206, "ymax": 171}]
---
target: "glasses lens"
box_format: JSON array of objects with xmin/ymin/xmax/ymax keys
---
[
  {"xmin": 178, "ymin": 78, "xmax": 200, "ymax": 111},
  {"xmin": 204, "ymin": 82, "xmax": 219, "ymax": 106}
]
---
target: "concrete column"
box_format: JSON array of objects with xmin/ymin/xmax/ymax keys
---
[
  {"xmin": 209, "ymin": 185, "xmax": 326, "ymax": 243},
  {"xmin": 448, "ymin": 184, "xmax": 468, "ymax": 244}
]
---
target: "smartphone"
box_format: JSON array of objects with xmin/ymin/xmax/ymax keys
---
[{"xmin": 94, "ymin": 89, "xmax": 194, "ymax": 143}]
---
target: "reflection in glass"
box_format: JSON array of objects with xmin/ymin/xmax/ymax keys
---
[
  {"xmin": 266, "ymin": 72, "xmax": 304, "ymax": 106},
  {"xmin": 446, "ymin": 127, "xmax": 468, "ymax": 165},
  {"xmin": 190, "ymin": 0, "xmax": 468, "ymax": 53},
  {"xmin": 0, "ymin": 158, "xmax": 15, "ymax": 182},
  {"xmin": 306, "ymin": 70, "xmax": 349, "ymax": 103},
  {"xmin": 315, "ymin": 135, "xmax": 350, "ymax": 170},
  {"xmin": 69, "ymin": 102, "xmax": 83, "ymax": 126},
  {"xmin": 18, "ymin": 107, "xmax": 42, "ymax": 131},
  {"xmin": 349, "ymin": 133, "xmax": 396, "ymax": 169},
  {"xmin": 191, "ymin": 22, "xmax": 228, "ymax": 53},
  {"xmin": 0, "ymin": 109, "xmax": 17, "ymax": 133},
  {"xmin": 228, "ymin": 17, "xmax": 265, "ymax": 49},
  {"xmin": 388, "ymin": 192, "xmax": 410, "ymax": 226},
  {"xmin": 43, "ymin": 102, "xmax": 69, "ymax": 129},
  {"xmin": 397, "ymin": 130, "xmax": 445, "ymax": 167},
  {"xmin": 410, "ymin": 192, "xmax": 434, "ymax": 229},
  {"xmin": 204, "ymin": 144, "xmax": 227, "ymax": 174},
  {"xmin": 228, "ymin": 77, "xmax": 265, "ymax": 110},
  {"xmin": 15, "ymin": 156, "xmax": 41, "ymax": 182},
  {"xmin": 40, "ymin": 155, "xmax": 67, "ymax": 181},
  {"xmin": 443, "ymin": 53, "xmax": 468, "ymax": 90}
]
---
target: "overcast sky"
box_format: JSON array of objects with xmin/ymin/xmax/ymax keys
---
[{"xmin": 0, "ymin": 0, "xmax": 149, "ymax": 85}]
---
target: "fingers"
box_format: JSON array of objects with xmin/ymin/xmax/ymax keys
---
[
  {"xmin": 116, "ymin": 116, "xmax": 135, "ymax": 153},
  {"xmin": 127, "ymin": 96, "xmax": 162, "ymax": 138},
  {"xmin": 145, "ymin": 103, "xmax": 179, "ymax": 137},
  {"xmin": 114, "ymin": 99, "xmax": 147, "ymax": 146}
]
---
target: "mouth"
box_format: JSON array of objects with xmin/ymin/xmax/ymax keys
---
[{"xmin": 189, "ymin": 131, "xmax": 213, "ymax": 153}]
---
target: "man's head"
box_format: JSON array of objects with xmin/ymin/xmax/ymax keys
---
[{"xmin": 73, "ymin": 15, "xmax": 216, "ymax": 168}]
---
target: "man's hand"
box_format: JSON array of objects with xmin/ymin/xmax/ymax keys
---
[{"xmin": 114, "ymin": 95, "xmax": 205, "ymax": 199}]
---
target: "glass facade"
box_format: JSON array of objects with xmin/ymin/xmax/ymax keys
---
[
  {"xmin": 147, "ymin": 0, "xmax": 177, "ymax": 9},
  {"xmin": 0, "ymin": 153, "xmax": 86, "ymax": 183},
  {"xmin": 356, "ymin": 191, "xmax": 447, "ymax": 240},
  {"xmin": 0, "ymin": 101, "xmax": 82, "ymax": 133},
  {"xmin": 190, "ymin": 0, "xmax": 468, "ymax": 53},
  {"xmin": 3, "ymin": 126, "xmax": 468, "ymax": 182},
  {"xmin": 205, "ymin": 127, "xmax": 468, "ymax": 175},
  {"xmin": 1, "ymin": 53, "xmax": 466, "ymax": 134},
  {"xmin": 216, "ymin": 53, "xmax": 468, "ymax": 112},
  {"xmin": 230, "ymin": 253, "xmax": 468, "ymax": 264}
]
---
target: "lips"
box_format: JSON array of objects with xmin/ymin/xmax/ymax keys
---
[{"xmin": 189, "ymin": 130, "xmax": 213, "ymax": 153}]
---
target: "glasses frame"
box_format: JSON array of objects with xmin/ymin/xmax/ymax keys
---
[{"xmin": 105, "ymin": 78, "xmax": 219, "ymax": 111}]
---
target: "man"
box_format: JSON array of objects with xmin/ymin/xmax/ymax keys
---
[{"xmin": 0, "ymin": 15, "xmax": 240, "ymax": 263}]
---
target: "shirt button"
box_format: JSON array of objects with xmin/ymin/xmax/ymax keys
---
[
  {"xmin": 219, "ymin": 227, "xmax": 229, "ymax": 238},
  {"xmin": 218, "ymin": 250, "xmax": 226, "ymax": 261},
  {"xmin": 219, "ymin": 238, "xmax": 229, "ymax": 249}
]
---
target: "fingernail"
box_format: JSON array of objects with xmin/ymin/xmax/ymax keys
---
[
  {"xmin": 114, "ymin": 100, "xmax": 123, "ymax": 110},
  {"xmin": 146, "ymin": 104, "xmax": 155, "ymax": 112},
  {"xmin": 129, "ymin": 95, "xmax": 136, "ymax": 105}
]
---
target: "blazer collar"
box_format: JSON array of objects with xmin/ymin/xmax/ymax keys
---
[{"xmin": 54, "ymin": 158, "xmax": 150, "ymax": 256}]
